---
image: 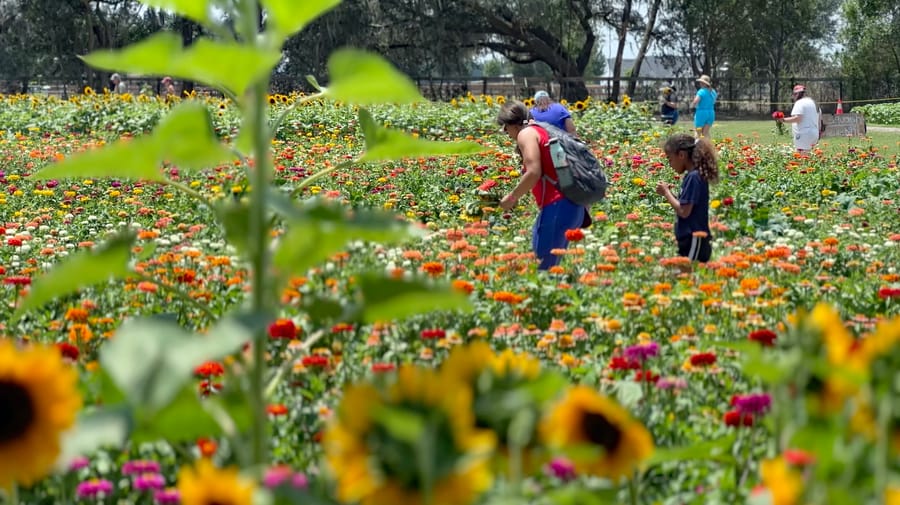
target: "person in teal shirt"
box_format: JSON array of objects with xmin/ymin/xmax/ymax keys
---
[{"xmin": 691, "ymin": 75, "xmax": 717, "ymax": 138}]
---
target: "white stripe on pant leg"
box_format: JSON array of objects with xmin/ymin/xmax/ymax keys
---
[{"xmin": 688, "ymin": 236, "xmax": 700, "ymax": 261}]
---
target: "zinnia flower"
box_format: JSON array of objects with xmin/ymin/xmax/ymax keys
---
[
  {"xmin": 748, "ymin": 329, "xmax": 777, "ymax": 347},
  {"xmin": 0, "ymin": 341, "xmax": 82, "ymax": 487}
]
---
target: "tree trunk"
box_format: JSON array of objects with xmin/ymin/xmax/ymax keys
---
[
  {"xmin": 609, "ymin": 0, "xmax": 633, "ymax": 102},
  {"xmin": 627, "ymin": 0, "xmax": 662, "ymax": 97},
  {"xmin": 179, "ymin": 17, "xmax": 197, "ymax": 94}
]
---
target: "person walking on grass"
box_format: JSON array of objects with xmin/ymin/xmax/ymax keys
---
[
  {"xmin": 776, "ymin": 84, "xmax": 819, "ymax": 152},
  {"xmin": 530, "ymin": 90, "xmax": 576, "ymax": 134},
  {"xmin": 497, "ymin": 100, "xmax": 588, "ymax": 271},
  {"xmin": 691, "ymin": 75, "xmax": 717, "ymax": 138},
  {"xmin": 656, "ymin": 133, "xmax": 719, "ymax": 266}
]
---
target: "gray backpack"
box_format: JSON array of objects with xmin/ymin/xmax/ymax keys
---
[{"xmin": 534, "ymin": 122, "xmax": 608, "ymax": 206}]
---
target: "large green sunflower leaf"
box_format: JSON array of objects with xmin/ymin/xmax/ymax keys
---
[
  {"xmin": 155, "ymin": 102, "xmax": 234, "ymax": 170},
  {"xmin": 11, "ymin": 230, "xmax": 137, "ymax": 323},
  {"xmin": 358, "ymin": 274, "xmax": 472, "ymax": 323},
  {"xmin": 83, "ymin": 32, "xmax": 281, "ymax": 96},
  {"xmin": 30, "ymin": 136, "xmax": 162, "ymax": 182},
  {"xmin": 323, "ymin": 49, "xmax": 424, "ymax": 105},
  {"xmin": 357, "ymin": 108, "xmax": 485, "ymax": 162},
  {"xmin": 262, "ymin": 0, "xmax": 341, "ymax": 40}
]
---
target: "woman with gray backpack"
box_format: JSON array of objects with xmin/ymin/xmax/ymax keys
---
[{"xmin": 496, "ymin": 100, "xmax": 606, "ymax": 271}]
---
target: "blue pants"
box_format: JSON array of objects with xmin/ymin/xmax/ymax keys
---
[
  {"xmin": 532, "ymin": 198, "xmax": 585, "ymax": 270},
  {"xmin": 662, "ymin": 110, "xmax": 679, "ymax": 125}
]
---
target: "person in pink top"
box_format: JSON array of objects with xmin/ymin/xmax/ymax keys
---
[{"xmin": 497, "ymin": 100, "xmax": 587, "ymax": 270}]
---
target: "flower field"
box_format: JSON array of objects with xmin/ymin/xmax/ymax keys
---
[{"xmin": 1, "ymin": 84, "xmax": 899, "ymax": 505}]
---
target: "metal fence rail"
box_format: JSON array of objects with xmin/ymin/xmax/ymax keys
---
[{"xmin": 3, "ymin": 75, "xmax": 898, "ymax": 119}]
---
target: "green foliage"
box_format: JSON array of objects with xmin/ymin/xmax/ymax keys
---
[
  {"xmin": 854, "ymin": 102, "xmax": 900, "ymax": 125},
  {"xmin": 83, "ymin": 32, "xmax": 283, "ymax": 97},
  {"xmin": 324, "ymin": 49, "xmax": 425, "ymax": 105}
]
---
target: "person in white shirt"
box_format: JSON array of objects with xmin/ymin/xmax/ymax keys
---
[{"xmin": 778, "ymin": 84, "xmax": 819, "ymax": 152}]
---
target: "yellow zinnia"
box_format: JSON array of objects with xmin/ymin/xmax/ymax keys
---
[
  {"xmin": 0, "ymin": 341, "xmax": 81, "ymax": 487},
  {"xmin": 540, "ymin": 386, "xmax": 653, "ymax": 481},
  {"xmin": 177, "ymin": 459, "xmax": 256, "ymax": 505}
]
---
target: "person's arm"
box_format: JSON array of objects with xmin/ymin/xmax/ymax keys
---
[
  {"xmin": 564, "ymin": 117, "xmax": 576, "ymax": 135},
  {"xmin": 500, "ymin": 128, "xmax": 543, "ymax": 210},
  {"xmin": 691, "ymin": 93, "xmax": 700, "ymax": 108},
  {"xmin": 656, "ymin": 182, "xmax": 694, "ymax": 218}
]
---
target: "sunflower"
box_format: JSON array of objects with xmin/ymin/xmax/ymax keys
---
[
  {"xmin": 177, "ymin": 459, "xmax": 256, "ymax": 505},
  {"xmin": 324, "ymin": 365, "xmax": 494, "ymax": 505},
  {"xmin": 440, "ymin": 340, "xmax": 496, "ymax": 384},
  {"xmin": 574, "ymin": 100, "xmax": 586, "ymax": 111},
  {"xmin": 540, "ymin": 386, "xmax": 652, "ymax": 481},
  {"xmin": 0, "ymin": 341, "xmax": 81, "ymax": 487},
  {"xmin": 267, "ymin": 95, "xmax": 277, "ymax": 105},
  {"xmin": 491, "ymin": 348, "xmax": 540, "ymax": 380}
]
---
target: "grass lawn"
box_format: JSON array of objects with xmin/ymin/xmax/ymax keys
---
[{"xmin": 665, "ymin": 119, "xmax": 900, "ymax": 158}]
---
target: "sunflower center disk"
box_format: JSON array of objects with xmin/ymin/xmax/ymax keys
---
[
  {"xmin": 0, "ymin": 379, "xmax": 36, "ymax": 444},
  {"xmin": 581, "ymin": 411, "xmax": 622, "ymax": 453}
]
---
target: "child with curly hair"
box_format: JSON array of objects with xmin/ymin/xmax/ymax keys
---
[{"xmin": 656, "ymin": 133, "xmax": 719, "ymax": 264}]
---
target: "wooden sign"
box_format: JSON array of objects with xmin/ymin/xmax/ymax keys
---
[{"xmin": 820, "ymin": 113, "xmax": 867, "ymax": 138}]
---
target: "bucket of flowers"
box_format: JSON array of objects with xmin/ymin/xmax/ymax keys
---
[{"xmin": 771, "ymin": 111, "xmax": 786, "ymax": 136}]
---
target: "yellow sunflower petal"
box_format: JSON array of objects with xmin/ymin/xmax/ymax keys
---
[{"xmin": 0, "ymin": 341, "xmax": 81, "ymax": 488}]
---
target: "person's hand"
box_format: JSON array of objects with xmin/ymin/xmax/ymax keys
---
[
  {"xmin": 499, "ymin": 194, "xmax": 518, "ymax": 211},
  {"xmin": 655, "ymin": 181, "xmax": 670, "ymax": 196}
]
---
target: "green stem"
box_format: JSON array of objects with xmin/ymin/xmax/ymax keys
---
[
  {"xmin": 874, "ymin": 389, "xmax": 891, "ymax": 496},
  {"xmin": 263, "ymin": 329, "xmax": 325, "ymax": 398},
  {"xmin": 628, "ymin": 472, "xmax": 640, "ymax": 505},
  {"xmin": 289, "ymin": 160, "xmax": 352, "ymax": 198},
  {"xmin": 270, "ymin": 92, "xmax": 324, "ymax": 134},
  {"xmin": 238, "ymin": 0, "xmax": 273, "ymax": 470},
  {"xmin": 160, "ymin": 179, "xmax": 213, "ymax": 207}
]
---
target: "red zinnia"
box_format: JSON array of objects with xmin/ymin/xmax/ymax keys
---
[
  {"xmin": 783, "ymin": 449, "xmax": 816, "ymax": 466},
  {"xmin": 301, "ymin": 355, "xmax": 329, "ymax": 368},
  {"xmin": 56, "ymin": 342, "xmax": 80, "ymax": 361},
  {"xmin": 722, "ymin": 197, "xmax": 734, "ymax": 206},
  {"xmin": 371, "ymin": 362, "xmax": 396, "ymax": 373},
  {"xmin": 748, "ymin": 329, "xmax": 777, "ymax": 347},
  {"xmin": 689, "ymin": 352, "xmax": 717, "ymax": 367},
  {"xmin": 195, "ymin": 361, "xmax": 225, "ymax": 377},
  {"xmin": 878, "ymin": 287, "xmax": 900, "ymax": 299},
  {"xmin": 3, "ymin": 276, "xmax": 31, "ymax": 286},
  {"xmin": 771, "ymin": 111, "xmax": 784, "ymax": 120},
  {"xmin": 478, "ymin": 179, "xmax": 498, "ymax": 192},
  {"xmin": 266, "ymin": 403, "xmax": 289, "ymax": 416},
  {"xmin": 723, "ymin": 410, "xmax": 753, "ymax": 427},
  {"xmin": 268, "ymin": 318, "xmax": 298, "ymax": 339},
  {"xmin": 196, "ymin": 438, "xmax": 218, "ymax": 457},
  {"xmin": 420, "ymin": 328, "xmax": 446, "ymax": 340},
  {"xmin": 608, "ymin": 356, "xmax": 641, "ymax": 370},
  {"xmin": 564, "ymin": 229, "xmax": 585, "ymax": 242}
]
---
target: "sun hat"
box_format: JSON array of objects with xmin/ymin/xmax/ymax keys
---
[
  {"xmin": 792, "ymin": 84, "xmax": 806, "ymax": 93},
  {"xmin": 695, "ymin": 75, "xmax": 711, "ymax": 86},
  {"xmin": 534, "ymin": 90, "xmax": 550, "ymax": 101},
  {"xmin": 111, "ymin": 73, "xmax": 121, "ymax": 81}
]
